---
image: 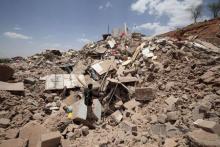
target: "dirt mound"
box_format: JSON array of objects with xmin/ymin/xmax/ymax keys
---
[{"xmin": 162, "ymin": 18, "xmax": 220, "ymax": 47}]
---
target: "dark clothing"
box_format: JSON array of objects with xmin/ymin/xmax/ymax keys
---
[{"xmin": 84, "ymin": 88, "xmax": 93, "ymax": 106}]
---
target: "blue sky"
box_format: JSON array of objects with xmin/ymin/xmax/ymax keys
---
[{"xmin": 0, "ymin": 0, "xmax": 217, "ymax": 57}]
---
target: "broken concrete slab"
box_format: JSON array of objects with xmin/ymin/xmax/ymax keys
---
[
  {"xmin": 40, "ymin": 131, "xmax": 61, "ymax": 147},
  {"xmin": 110, "ymin": 110, "xmax": 123, "ymax": 124},
  {"xmin": 194, "ymin": 119, "xmax": 220, "ymax": 135},
  {"xmin": 70, "ymin": 99, "xmax": 87, "ymax": 122},
  {"xmin": 45, "ymin": 74, "xmax": 86, "ymax": 90},
  {"xmin": 92, "ymin": 99, "xmax": 102, "ymax": 121},
  {"xmin": 123, "ymin": 99, "xmax": 141, "ymax": 110},
  {"xmin": 135, "ymin": 87, "xmax": 156, "ymax": 101},
  {"xmin": 0, "ymin": 64, "xmax": 14, "ymax": 82},
  {"xmin": 195, "ymin": 39, "xmax": 220, "ymax": 53},
  {"xmin": 95, "ymin": 47, "xmax": 107, "ymax": 54},
  {"xmin": 24, "ymin": 77, "xmax": 36, "ymax": 85},
  {"xmin": 0, "ymin": 81, "xmax": 24, "ymax": 92},
  {"xmin": 188, "ymin": 129, "xmax": 220, "ymax": 147},
  {"xmin": 19, "ymin": 121, "xmax": 49, "ymax": 147},
  {"xmin": 91, "ymin": 60, "xmax": 116, "ymax": 76},
  {"xmin": 0, "ymin": 138, "xmax": 28, "ymax": 147}
]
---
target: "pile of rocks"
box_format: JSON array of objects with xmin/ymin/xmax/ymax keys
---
[{"xmin": 0, "ymin": 32, "xmax": 220, "ymax": 147}]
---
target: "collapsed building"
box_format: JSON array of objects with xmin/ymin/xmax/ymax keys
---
[{"xmin": 0, "ymin": 19, "xmax": 220, "ymax": 147}]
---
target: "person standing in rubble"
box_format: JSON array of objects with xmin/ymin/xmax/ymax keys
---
[{"xmin": 84, "ymin": 84, "xmax": 98, "ymax": 122}]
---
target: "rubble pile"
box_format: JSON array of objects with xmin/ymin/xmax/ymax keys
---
[{"xmin": 0, "ymin": 30, "xmax": 220, "ymax": 147}]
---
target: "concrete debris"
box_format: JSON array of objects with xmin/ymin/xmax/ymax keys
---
[
  {"xmin": 135, "ymin": 87, "xmax": 156, "ymax": 101},
  {"xmin": 188, "ymin": 129, "xmax": 220, "ymax": 147},
  {"xmin": 0, "ymin": 81, "xmax": 24, "ymax": 92},
  {"xmin": 0, "ymin": 118, "xmax": 10, "ymax": 128},
  {"xmin": 123, "ymin": 99, "xmax": 141, "ymax": 110},
  {"xmin": 19, "ymin": 121, "xmax": 49, "ymax": 147},
  {"xmin": 0, "ymin": 64, "xmax": 14, "ymax": 82},
  {"xmin": 120, "ymin": 121, "xmax": 137, "ymax": 135},
  {"xmin": 166, "ymin": 111, "xmax": 179, "ymax": 122},
  {"xmin": 194, "ymin": 119, "xmax": 220, "ymax": 135},
  {"xmin": 1, "ymin": 21, "xmax": 220, "ymax": 147},
  {"xmin": 150, "ymin": 124, "xmax": 166, "ymax": 137},
  {"xmin": 92, "ymin": 99, "xmax": 102, "ymax": 121},
  {"xmin": 91, "ymin": 60, "xmax": 116, "ymax": 76},
  {"xmin": 110, "ymin": 110, "xmax": 123, "ymax": 124},
  {"xmin": 40, "ymin": 131, "xmax": 61, "ymax": 147},
  {"xmin": 70, "ymin": 99, "xmax": 87, "ymax": 122},
  {"xmin": 164, "ymin": 138, "xmax": 177, "ymax": 147},
  {"xmin": 45, "ymin": 74, "xmax": 86, "ymax": 90},
  {"xmin": 0, "ymin": 138, "xmax": 28, "ymax": 147},
  {"xmin": 5, "ymin": 128, "xmax": 19, "ymax": 139}
]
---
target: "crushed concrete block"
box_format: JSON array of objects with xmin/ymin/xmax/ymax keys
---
[
  {"xmin": 120, "ymin": 121, "xmax": 137, "ymax": 135},
  {"xmin": 194, "ymin": 119, "xmax": 220, "ymax": 135},
  {"xmin": 110, "ymin": 110, "xmax": 123, "ymax": 124},
  {"xmin": 123, "ymin": 99, "xmax": 141, "ymax": 110},
  {"xmin": 165, "ymin": 95, "xmax": 178, "ymax": 106},
  {"xmin": 188, "ymin": 129, "xmax": 220, "ymax": 147},
  {"xmin": 157, "ymin": 114, "xmax": 167, "ymax": 124},
  {"xmin": 40, "ymin": 131, "xmax": 61, "ymax": 147},
  {"xmin": 166, "ymin": 111, "xmax": 179, "ymax": 121},
  {"xmin": 135, "ymin": 87, "xmax": 156, "ymax": 101},
  {"xmin": 5, "ymin": 128, "xmax": 19, "ymax": 139},
  {"xmin": 81, "ymin": 126, "xmax": 89, "ymax": 136},
  {"xmin": 0, "ymin": 138, "xmax": 28, "ymax": 147},
  {"xmin": 24, "ymin": 77, "xmax": 36, "ymax": 85},
  {"xmin": 0, "ymin": 118, "xmax": 10, "ymax": 128}
]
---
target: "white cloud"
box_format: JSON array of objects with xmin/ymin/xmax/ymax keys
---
[
  {"xmin": 13, "ymin": 27, "xmax": 22, "ymax": 30},
  {"xmin": 99, "ymin": 1, "xmax": 112, "ymax": 10},
  {"xmin": 77, "ymin": 38, "xmax": 91, "ymax": 44},
  {"xmin": 131, "ymin": 0, "xmax": 207, "ymax": 35},
  {"xmin": 3, "ymin": 32, "xmax": 32, "ymax": 40},
  {"xmin": 99, "ymin": 5, "xmax": 104, "ymax": 10},
  {"xmin": 105, "ymin": 1, "xmax": 112, "ymax": 8},
  {"xmin": 135, "ymin": 22, "xmax": 173, "ymax": 35}
]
